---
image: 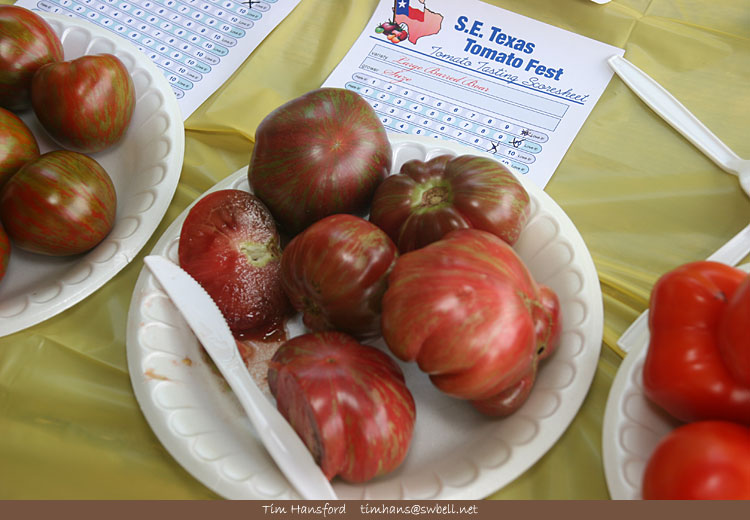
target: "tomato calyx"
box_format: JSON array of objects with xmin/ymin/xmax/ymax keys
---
[
  {"xmin": 299, "ymin": 278, "xmax": 330, "ymax": 332},
  {"xmin": 301, "ymin": 295, "xmax": 326, "ymax": 328},
  {"xmin": 412, "ymin": 181, "xmax": 453, "ymax": 211}
]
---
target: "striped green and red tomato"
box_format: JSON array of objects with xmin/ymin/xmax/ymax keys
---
[
  {"xmin": 0, "ymin": 5, "xmax": 63, "ymax": 111},
  {"xmin": 0, "ymin": 150, "xmax": 116, "ymax": 256},
  {"xmin": 0, "ymin": 107, "xmax": 39, "ymax": 189},
  {"xmin": 381, "ymin": 229, "xmax": 561, "ymax": 417},
  {"xmin": 370, "ymin": 154, "xmax": 530, "ymax": 253},
  {"xmin": 268, "ymin": 331, "xmax": 416, "ymax": 483},
  {"xmin": 248, "ymin": 88, "xmax": 391, "ymax": 235},
  {"xmin": 31, "ymin": 54, "xmax": 135, "ymax": 154},
  {"xmin": 280, "ymin": 214, "xmax": 398, "ymax": 338}
]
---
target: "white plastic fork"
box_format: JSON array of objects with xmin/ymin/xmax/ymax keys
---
[
  {"xmin": 608, "ymin": 56, "xmax": 750, "ymax": 197},
  {"xmin": 609, "ymin": 55, "xmax": 750, "ymax": 354}
]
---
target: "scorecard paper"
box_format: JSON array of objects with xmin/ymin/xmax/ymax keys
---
[
  {"xmin": 16, "ymin": 0, "xmax": 302, "ymax": 119},
  {"xmin": 323, "ymin": 0, "xmax": 624, "ymax": 188}
]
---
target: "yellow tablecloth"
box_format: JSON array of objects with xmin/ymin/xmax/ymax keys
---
[{"xmin": 1, "ymin": 0, "xmax": 749, "ymax": 500}]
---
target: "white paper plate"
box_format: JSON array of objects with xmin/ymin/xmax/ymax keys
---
[
  {"xmin": 126, "ymin": 134, "xmax": 603, "ymax": 500},
  {"xmin": 603, "ymin": 263, "xmax": 750, "ymax": 500},
  {"xmin": 0, "ymin": 12, "xmax": 184, "ymax": 337}
]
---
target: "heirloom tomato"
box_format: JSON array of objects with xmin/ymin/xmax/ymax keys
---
[
  {"xmin": 0, "ymin": 107, "xmax": 39, "ymax": 188},
  {"xmin": 31, "ymin": 53, "xmax": 135, "ymax": 153},
  {"xmin": 643, "ymin": 261, "xmax": 750, "ymax": 425},
  {"xmin": 178, "ymin": 189, "xmax": 292, "ymax": 336},
  {"xmin": 381, "ymin": 229, "xmax": 561, "ymax": 416},
  {"xmin": 0, "ymin": 5, "xmax": 63, "ymax": 111},
  {"xmin": 280, "ymin": 214, "xmax": 398, "ymax": 338},
  {"xmin": 0, "ymin": 222, "xmax": 9, "ymax": 283},
  {"xmin": 718, "ymin": 274, "xmax": 750, "ymax": 387},
  {"xmin": 248, "ymin": 88, "xmax": 391, "ymax": 235},
  {"xmin": 268, "ymin": 331, "xmax": 416, "ymax": 483},
  {"xmin": 370, "ymin": 154, "xmax": 530, "ymax": 252},
  {"xmin": 0, "ymin": 150, "xmax": 116, "ymax": 256},
  {"xmin": 642, "ymin": 421, "xmax": 750, "ymax": 500}
]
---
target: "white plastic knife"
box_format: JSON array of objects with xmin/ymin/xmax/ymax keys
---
[{"xmin": 144, "ymin": 255, "xmax": 338, "ymax": 500}]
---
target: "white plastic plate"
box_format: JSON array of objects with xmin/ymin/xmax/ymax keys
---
[
  {"xmin": 0, "ymin": 12, "xmax": 184, "ymax": 337},
  {"xmin": 603, "ymin": 264, "xmax": 750, "ymax": 499},
  {"xmin": 602, "ymin": 338, "xmax": 677, "ymax": 500},
  {"xmin": 126, "ymin": 134, "xmax": 603, "ymax": 499}
]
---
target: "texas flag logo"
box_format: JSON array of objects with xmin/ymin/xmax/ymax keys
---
[
  {"xmin": 395, "ymin": 0, "xmax": 425, "ymax": 22},
  {"xmin": 378, "ymin": 0, "xmax": 443, "ymax": 44}
]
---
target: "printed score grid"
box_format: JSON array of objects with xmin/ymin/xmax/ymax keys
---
[
  {"xmin": 346, "ymin": 43, "xmax": 558, "ymax": 177},
  {"xmin": 27, "ymin": 0, "xmax": 278, "ymax": 102}
]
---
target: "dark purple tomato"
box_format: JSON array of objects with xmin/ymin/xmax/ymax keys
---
[
  {"xmin": 248, "ymin": 88, "xmax": 391, "ymax": 235},
  {"xmin": 370, "ymin": 154, "xmax": 530, "ymax": 253},
  {"xmin": 280, "ymin": 214, "xmax": 398, "ymax": 338}
]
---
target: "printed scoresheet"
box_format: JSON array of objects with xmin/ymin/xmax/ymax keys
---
[
  {"xmin": 323, "ymin": 0, "xmax": 624, "ymax": 188},
  {"xmin": 16, "ymin": 0, "xmax": 302, "ymax": 119}
]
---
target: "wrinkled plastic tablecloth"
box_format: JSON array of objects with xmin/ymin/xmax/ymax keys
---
[{"xmin": 1, "ymin": 0, "xmax": 749, "ymax": 499}]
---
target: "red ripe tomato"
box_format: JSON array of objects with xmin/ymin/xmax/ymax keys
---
[
  {"xmin": 381, "ymin": 228, "xmax": 561, "ymax": 416},
  {"xmin": 0, "ymin": 222, "xmax": 9, "ymax": 283},
  {"xmin": 248, "ymin": 88, "xmax": 391, "ymax": 235},
  {"xmin": 0, "ymin": 5, "xmax": 63, "ymax": 111},
  {"xmin": 0, "ymin": 107, "xmax": 39, "ymax": 189},
  {"xmin": 370, "ymin": 155, "xmax": 530, "ymax": 253},
  {"xmin": 642, "ymin": 421, "xmax": 750, "ymax": 500},
  {"xmin": 268, "ymin": 331, "xmax": 416, "ymax": 483},
  {"xmin": 280, "ymin": 214, "xmax": 398, "ymax": 338},
  {"xmin": 0, "ymin": 150, "xmax": 116, "ymax": 256},
  {"xmin": 178, "ymin": 189, "xmax": 292, "ymax": 336},
  {"xmin": 718, "ymin": 275, "xmax": 750, "ymax": 387},
  {"xmin": 31, "ymin": 54, "xmax": 135, "ymax": 154},
  {"xmin": 644, "ymin": 261, "xmax": 750, "ymax": 425}
]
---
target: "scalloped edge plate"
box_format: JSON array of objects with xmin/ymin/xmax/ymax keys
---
[
  {"xmin": 0, "ymin": 12, "xmax": 184, "ymax": 337},
  {"xmin": 603, "ymin": 263, "xmax": 750, "ymax": 500},
  {"xmin": 126, "ymin": 134, "xmax": 603, "ymax": 500}
]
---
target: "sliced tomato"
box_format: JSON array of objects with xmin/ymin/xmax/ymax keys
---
[
  {"xmin": 178, "ymin": 189, "xmax": 292, "ymax": 336},
  {"xmin": 268, "ymin": 331, "xmax": 416, "ymax": 483}
]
